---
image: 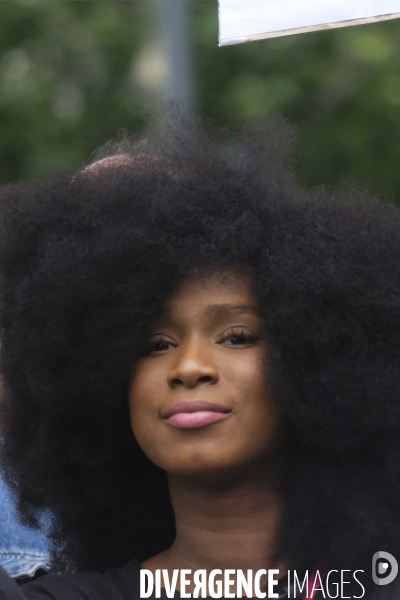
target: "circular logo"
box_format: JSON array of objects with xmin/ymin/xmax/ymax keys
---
[{"xmin": 372, "ymin": 552, "xmax": 399, "ymax": 586}]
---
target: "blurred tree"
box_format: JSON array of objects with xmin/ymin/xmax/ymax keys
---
[
  {"xmin": 1, "ymin": 1, "xmax": 400, "ymax": 204},
  {"xmin": 190, "ymin": 2, "xmax": 400, "ymax": 201},
  {"xmin": 0, "ymin": 1, "xmax": 151, "ymax": 182}
]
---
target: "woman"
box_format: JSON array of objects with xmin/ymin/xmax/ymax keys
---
[{"xmin": 0, "ymin": 123, "xmax": 399, "ymax": 599}]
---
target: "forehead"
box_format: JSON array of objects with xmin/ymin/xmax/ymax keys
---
[{"xmin": 160, "ymin": 273, "xmax": 259, "ymax": 318}]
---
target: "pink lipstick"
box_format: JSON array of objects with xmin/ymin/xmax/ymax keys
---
[{"xmin": 163, "ymin": 400, "xmax": 231, "ymax": 429}]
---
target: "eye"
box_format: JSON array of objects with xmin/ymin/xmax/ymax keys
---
[
  {"xmin": 146, "ymin": 336, "xmax": 176, "ymax": 355},
  {"xmin": 218, "ymin": 328, "xmax": 260, "ymax": 348}
]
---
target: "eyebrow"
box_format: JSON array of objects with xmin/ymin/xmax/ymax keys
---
[
  {"xmin": 204, "ymin": 303, "xmax": 260, "ymax": 317},
  {"xmin": 158, "ymin": 303, "xmax": 260, "ymax": 319}
]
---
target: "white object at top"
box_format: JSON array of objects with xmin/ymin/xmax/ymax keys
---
[{"xmin": 218, "ymin": 0, "xmax": 400, "ymax": 45}]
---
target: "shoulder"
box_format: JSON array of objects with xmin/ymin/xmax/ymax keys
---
[{"xmin": 0, "ymin": 559, "xmax": 142, "ymax": 600}]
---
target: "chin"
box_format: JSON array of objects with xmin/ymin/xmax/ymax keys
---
[{"xmin": 158, "ymin": 449, "xmax": 255, "ymax": 480}]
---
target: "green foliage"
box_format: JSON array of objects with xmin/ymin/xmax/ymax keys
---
[
  {"xmin": 1, "ymin": 1, "xmax": 400, "ymax": 202},
  {"xmin": 0, "ymin": 1, "xmax": 150, "ymax": 182},
  {"xmin": 190, "ymin": 3, "xmax": 400, "ymax": 201}
]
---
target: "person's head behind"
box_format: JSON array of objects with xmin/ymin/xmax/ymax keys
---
[{"xmin": 1, "ymin": 120, "xmax": 400, "ymax": 575}]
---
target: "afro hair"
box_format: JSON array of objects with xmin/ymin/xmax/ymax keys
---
[{"xmin": 1, "ymin": 119, "xmax": 400, "ymax": 577}]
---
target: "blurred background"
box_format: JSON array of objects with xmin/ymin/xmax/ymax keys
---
[{"xmin": 1, "ymin": 0, "xmax": 400, "ymax": 203}]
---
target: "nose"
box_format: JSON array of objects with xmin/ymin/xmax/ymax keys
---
[{"xmin": 167, "ymin": 336, "xmax": 219, "ymax": 389}]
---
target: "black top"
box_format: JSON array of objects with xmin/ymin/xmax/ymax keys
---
[
  {"xmin": 1, "ymin": 560, "xmax": 141, "ymax": 600},
  {"xmin": 0, "ymin": 560, "xmax": 396, "ymax": 600}
]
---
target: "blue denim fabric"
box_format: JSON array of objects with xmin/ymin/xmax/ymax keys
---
[{"xmin": 0, "ymin": 472, "xmax": 51, "ymax": 578}]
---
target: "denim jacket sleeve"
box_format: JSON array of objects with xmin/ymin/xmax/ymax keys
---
[{"xmin": 0, "ymin": 474, "xmax": 50, "ymax": 580}]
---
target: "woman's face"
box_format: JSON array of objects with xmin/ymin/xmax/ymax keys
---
[{"xmin": 128, "ymin": 273, "xmax": 285, "ymax": 479}]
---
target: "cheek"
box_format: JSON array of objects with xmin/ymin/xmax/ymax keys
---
[
  {"xmin": 128, "ymin": 364, "xmax": 162, "ymax": 440},
  {"xmin": 223, "ymin": 354, "xmax": 281, "ymax": 440},
  {"xmin": 222, "ymin": 351, "xmax": 269, "ymax": 400},
  {"xmin": 128, "ymin": 364, "xmax": 176, "ymax": 469}
]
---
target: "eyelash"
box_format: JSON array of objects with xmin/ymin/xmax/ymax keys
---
[
  {"xmin": 147, "ymin": 337, "xmax": 175, "ymax": 354},
  {"xmin": 146, "ymin": 328, "xmax": 259, "ymax": 355},
  {"xmin": 217, "ymin": 328, "xmax": 260, "ymax": 346}
]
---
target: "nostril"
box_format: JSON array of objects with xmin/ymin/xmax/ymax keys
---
[
  {"xmin": 169, "ymin": 374, "xmax": 216, "ymax": 387},
  {"xmin": 198, "ymin": 375, "xmax": 212, "ymax": 383}
]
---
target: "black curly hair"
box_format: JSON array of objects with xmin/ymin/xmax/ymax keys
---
[{"xmin": 1, "ymin": 119, "xmax": 400, "ymax": 579}]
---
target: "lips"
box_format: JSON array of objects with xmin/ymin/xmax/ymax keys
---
[{"xmin": 163, "ymin": 400, "xmax": 231, "ymax": 429}]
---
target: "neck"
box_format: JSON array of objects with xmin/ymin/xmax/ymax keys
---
[{"xmin": 143, "ymin": 465, "xmax": 286, "ymax": 577}]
